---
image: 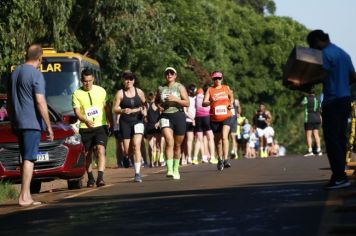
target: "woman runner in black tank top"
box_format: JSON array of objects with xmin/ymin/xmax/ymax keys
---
[
  {"xmin": 112, "ymin": 71, "xmax": 146, "ymax": 182},
  {"xmin": 120, "ymin": 87, "xmax": 144, "ymax": 122},
  {"xmin": 145, "ymin": 92, "xmax": 162, "ymax": 167}
]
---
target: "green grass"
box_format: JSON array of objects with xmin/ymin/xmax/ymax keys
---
[
  {"xmin": 106, "ymin": 137, "xmax": 117, "ymax": 167},
  {"xmin": 0, "ymin": 181, "xmax": 18, "ymax": 203}
]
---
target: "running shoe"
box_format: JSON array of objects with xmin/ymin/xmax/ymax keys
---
[
  {"xmin": 217, "ymin": 159, "xmax": 224, "ymax": 171},
  {"xmin": 134, "ymin": 173, "xmax": 142, "ymax": 183},
  {"xmin": 187, "ymin": 157, "xmax": 192, "ymax": 164},
  {"xmin": 224, "ymin": 160, "xmax": 231, "ymax": 168},
  {"xmin": 262, "ymin": 150, "xmax": 268, "ymax": 158},
  {"xmin": 304, "ymin": 152, "xmax": 315, "ymax": 157},
  {"xmin": 96, "ymin": 179, "xmax": 106, "ymax": 187},
  {"xmin": 166, "ymin": 169, "xmax": 174, "ymax": 178},
  {"xmin": 324, "ymin": 178, "xmax": 351, "ymax": 190},
  {"xmin": 181, "ymin": 159, "xmax": 187, "ymax": 166},
  {"xmin": 192, "ymin": 159, "xmax": 199, "ymax": 165},
  {"xmin": 87, "ymin": 179, "xmax": 95, "ymax": 188},
  {"xmin": 230, "ymin": 151, "xmax": 236, "ymax": 159},
  {"xmin": 202, "ymin": 157, "xmax": 209, "ymax": 163},
  {"xmin": 123, "ymin": 157, "xmax": 131, "ymax": 168},
  {"xmin": 259, "ymin": 150, "xmax": 264, "ymax": 158},
  {"xmin": 317, "ymin": 151, "xmax": 323, "ymax": 156},
  {"xmin": 210, "ymin": 158, "xmax": 218, "ymax": 164},
  {"xmin": 173, "ymin": 170, "xmax": 180, "ymax": 180}
]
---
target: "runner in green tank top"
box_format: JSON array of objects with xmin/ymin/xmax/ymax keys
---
[{"xmin": 155, "ymin": 67, "xmax": 189, "ymax": 180}]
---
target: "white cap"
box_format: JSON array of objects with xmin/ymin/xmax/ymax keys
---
[{"xmin": 164, "ymin": 67, "xmax": 177, "ymax": 74}]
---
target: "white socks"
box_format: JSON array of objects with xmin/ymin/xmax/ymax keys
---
[{"xmin": 134, "ymin": 162, "xmax": 141, "ymax": 174}]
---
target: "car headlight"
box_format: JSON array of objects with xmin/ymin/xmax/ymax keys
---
[{"xmin": 64, "ymin": 134, "xmax": 82, "ymax": 145}]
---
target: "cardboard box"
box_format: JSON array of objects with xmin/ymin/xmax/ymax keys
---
[{"xmin": 283, "ymin": 46, "xmax": 327, "ymax": 91}]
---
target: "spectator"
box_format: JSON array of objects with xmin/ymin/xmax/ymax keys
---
[
  {"xmin": 307, "ymin": 29, "xmax": 356, "ymax": 189},
  {"xmin": 8, "ymin": 44, "xmax": 54, "ymax": 206},
  {"xmin": 0, "ymin": 102, "xmax": 7, "ymax": 121},
  {"xmin": 246, "ymin": 126, "xmax": 258, "ymax": 159}
]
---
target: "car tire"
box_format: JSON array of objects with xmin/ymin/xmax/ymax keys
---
[
  {"xmin": 67, "ymin": 178, "xmax": 83, "ymax": 190},
  {"xmin": 30, "ymin": 180, "xmax": 42, "ymax": 194}
]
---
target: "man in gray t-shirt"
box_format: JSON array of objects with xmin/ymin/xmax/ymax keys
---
[
  {"xmin": 8, "ymin": 44, "xmax": 54, "ymax": 207},
  {"xmin": 10, "ymin": 64, "xmax": 46, "ymax": 130}
]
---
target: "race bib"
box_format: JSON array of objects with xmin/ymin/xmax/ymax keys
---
[
  {"xmin": 134, "ymin": 123, "xmax": 144, "ymax": 134},
  {"xmin": 161, "ymin": 92, "xmax": 170, "ymax": 101},
  {"xmin": 160, "ymin": 118, "xmax": 170, "ymax": 128},
  {"xmin": 85, "ymin": 106, "xmax": 100, "ymax": 119},
  {"xmin": 214, "ymin": 105, "xmax": 227, "ymax": 115},
  {"xmin": 258, "ymin": 115, "xmax": 265, "ymax": 121}
]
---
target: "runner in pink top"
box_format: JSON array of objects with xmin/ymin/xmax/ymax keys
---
[
  {"xmin": 195, "ymin": 88, "xmax": 210, "ymax": 117},
  {"xmin": 192, "ymin": 85, "xmax": 217, "ymax": 164}
]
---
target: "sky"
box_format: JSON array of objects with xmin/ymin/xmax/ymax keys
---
[{"xmin": 274, "ymin": 0, "xmax": 356, "ymax": 64}]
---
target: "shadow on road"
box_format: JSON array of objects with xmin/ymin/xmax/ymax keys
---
[{"xmin": 0, "ymin": 180, "xmax": 332, "ymax": 236}]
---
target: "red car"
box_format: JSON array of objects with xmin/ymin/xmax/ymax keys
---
[{"xmin": 0, "ymin": 94, "xmax": 86, "ymax": 193}]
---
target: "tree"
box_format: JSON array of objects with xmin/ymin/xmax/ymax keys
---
[{"xmin": 0, "ymin": 0, "xmax": 313, "ymax": 153}]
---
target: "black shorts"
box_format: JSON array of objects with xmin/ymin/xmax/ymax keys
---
[
  {"xmin": 160, "ymin": 112, "xmax": 186, "ymax": 136},
  {"xmin": 186, "ymin": 122, "xmax": 195, "ymax": 132},
  {"xmin": 120, "ymin": 118, "xmax": 144, "ymax": 139},
  {"xmin": 211, "ymin": 117, "xmax": 232, "ymax": 134},
  {"xmin": 114, "ymin": 130, "xmax": 123, "ymax": 140},
  {"xmin": 79, "ymin": 126, "xmax": 108, "ymax": 151},
  {"xmin": 230, "ymin": 116, "xmax": 237, "ymax": 133},
  {"xmin": 145, "ymin": 123, "xmax": 160, "ymax": 136},
  {"xmin": 195, "ymin": 116, "xmax": 211, "ymax": 132},
  {"xmin": 304, "ymin": 122, "xmax": 321, "ymax": 131}
]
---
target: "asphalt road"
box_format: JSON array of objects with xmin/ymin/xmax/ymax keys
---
[{"xmin": 0, "ymin": 155, "xmax": 353, "ymax": 236}]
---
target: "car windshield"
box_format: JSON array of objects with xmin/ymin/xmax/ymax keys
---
[
  {"xmin": 0, "ymin": 96, "xmax": 60, "ymax": 124},
  {"xmin": 42, "ymin": 58, "xmax": 80, "ymax": 115}
]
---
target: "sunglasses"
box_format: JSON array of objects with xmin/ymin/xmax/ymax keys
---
[
  {"xmin": 212, "ymin": 77, "xmax": 223, "ymax": 81},
  {"xmin": 124, "ymin": 77, "xmax": 135, "ymax": 81},
  {"xmin": 165, "ymin": 70, "xmax": 175, "ymax": 76}
]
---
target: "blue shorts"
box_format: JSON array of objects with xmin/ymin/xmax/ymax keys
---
[{"xmin": 17, "ymin": 129, "xmax": 41, "ymax": 162}]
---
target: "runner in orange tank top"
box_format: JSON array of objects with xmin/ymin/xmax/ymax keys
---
[{"xmin": 203, "ymin": 71, "xmax": 234, "ymax": 171}]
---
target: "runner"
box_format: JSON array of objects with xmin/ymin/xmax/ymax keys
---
[
  {"xmin": 156, "ymin": 67, "xmax": 189, "ymax": 180},
  {"xmin": 229, "ymin": 98, "xmax": 240, "ymax": 159},
  {"xmin": 192, "ymin": 86, "xmax": 217, "ymax": 164},
  {"xmin": 112, "ymin": 71, "xmax": 146, "ymax": 182},
  {"xmin": 203, "ymin": 71, "xmax": 234, "ymax": 171},
  {"xmin": 253, "ymin": 103, "xmax": 272, "ymax": 158},
  {"xmin": 72, "ymin": 69, "xmax": 111, "ymax": 187},
  {"xmin": 145, "ymin": 91, "xmax": 162, "ymax": 167},
  {"xmin": 182, "ymin": 84, "xmax": 197, "ymax": 165}
]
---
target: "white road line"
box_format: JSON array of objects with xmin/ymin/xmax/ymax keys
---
[
  {"xmin": 64, "ymin": 184, "xmax": 114, "ymax": 199},
  {"xmin": 64, "ymin": 165, "xmax": 189, "ymax": 199}
]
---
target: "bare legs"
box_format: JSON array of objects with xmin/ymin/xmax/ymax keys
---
[{"xmin": 18, "ymin": 160, "xmax": 35, "ymax": 206}]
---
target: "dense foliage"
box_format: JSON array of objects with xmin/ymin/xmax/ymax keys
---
[{"xmin": 0, "ymin": 0, "xmax": 313, "ymax": 153}]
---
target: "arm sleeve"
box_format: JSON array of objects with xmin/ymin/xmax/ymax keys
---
[
  {"xmin": 72, "ymin": 91, "xmax": 81, "ymax": 109},
  {"xmin": 33, "ymin": 71, "xmax": 46, "ymax": 95}
]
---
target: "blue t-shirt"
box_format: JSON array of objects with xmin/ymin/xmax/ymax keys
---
[
  {"xmin": 322, "ymin": 43, "xmax": 355, "ymax": 103},
  {"xmin": 10, "ymin": 64, "xmax": 46, "ymax": 130}
]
